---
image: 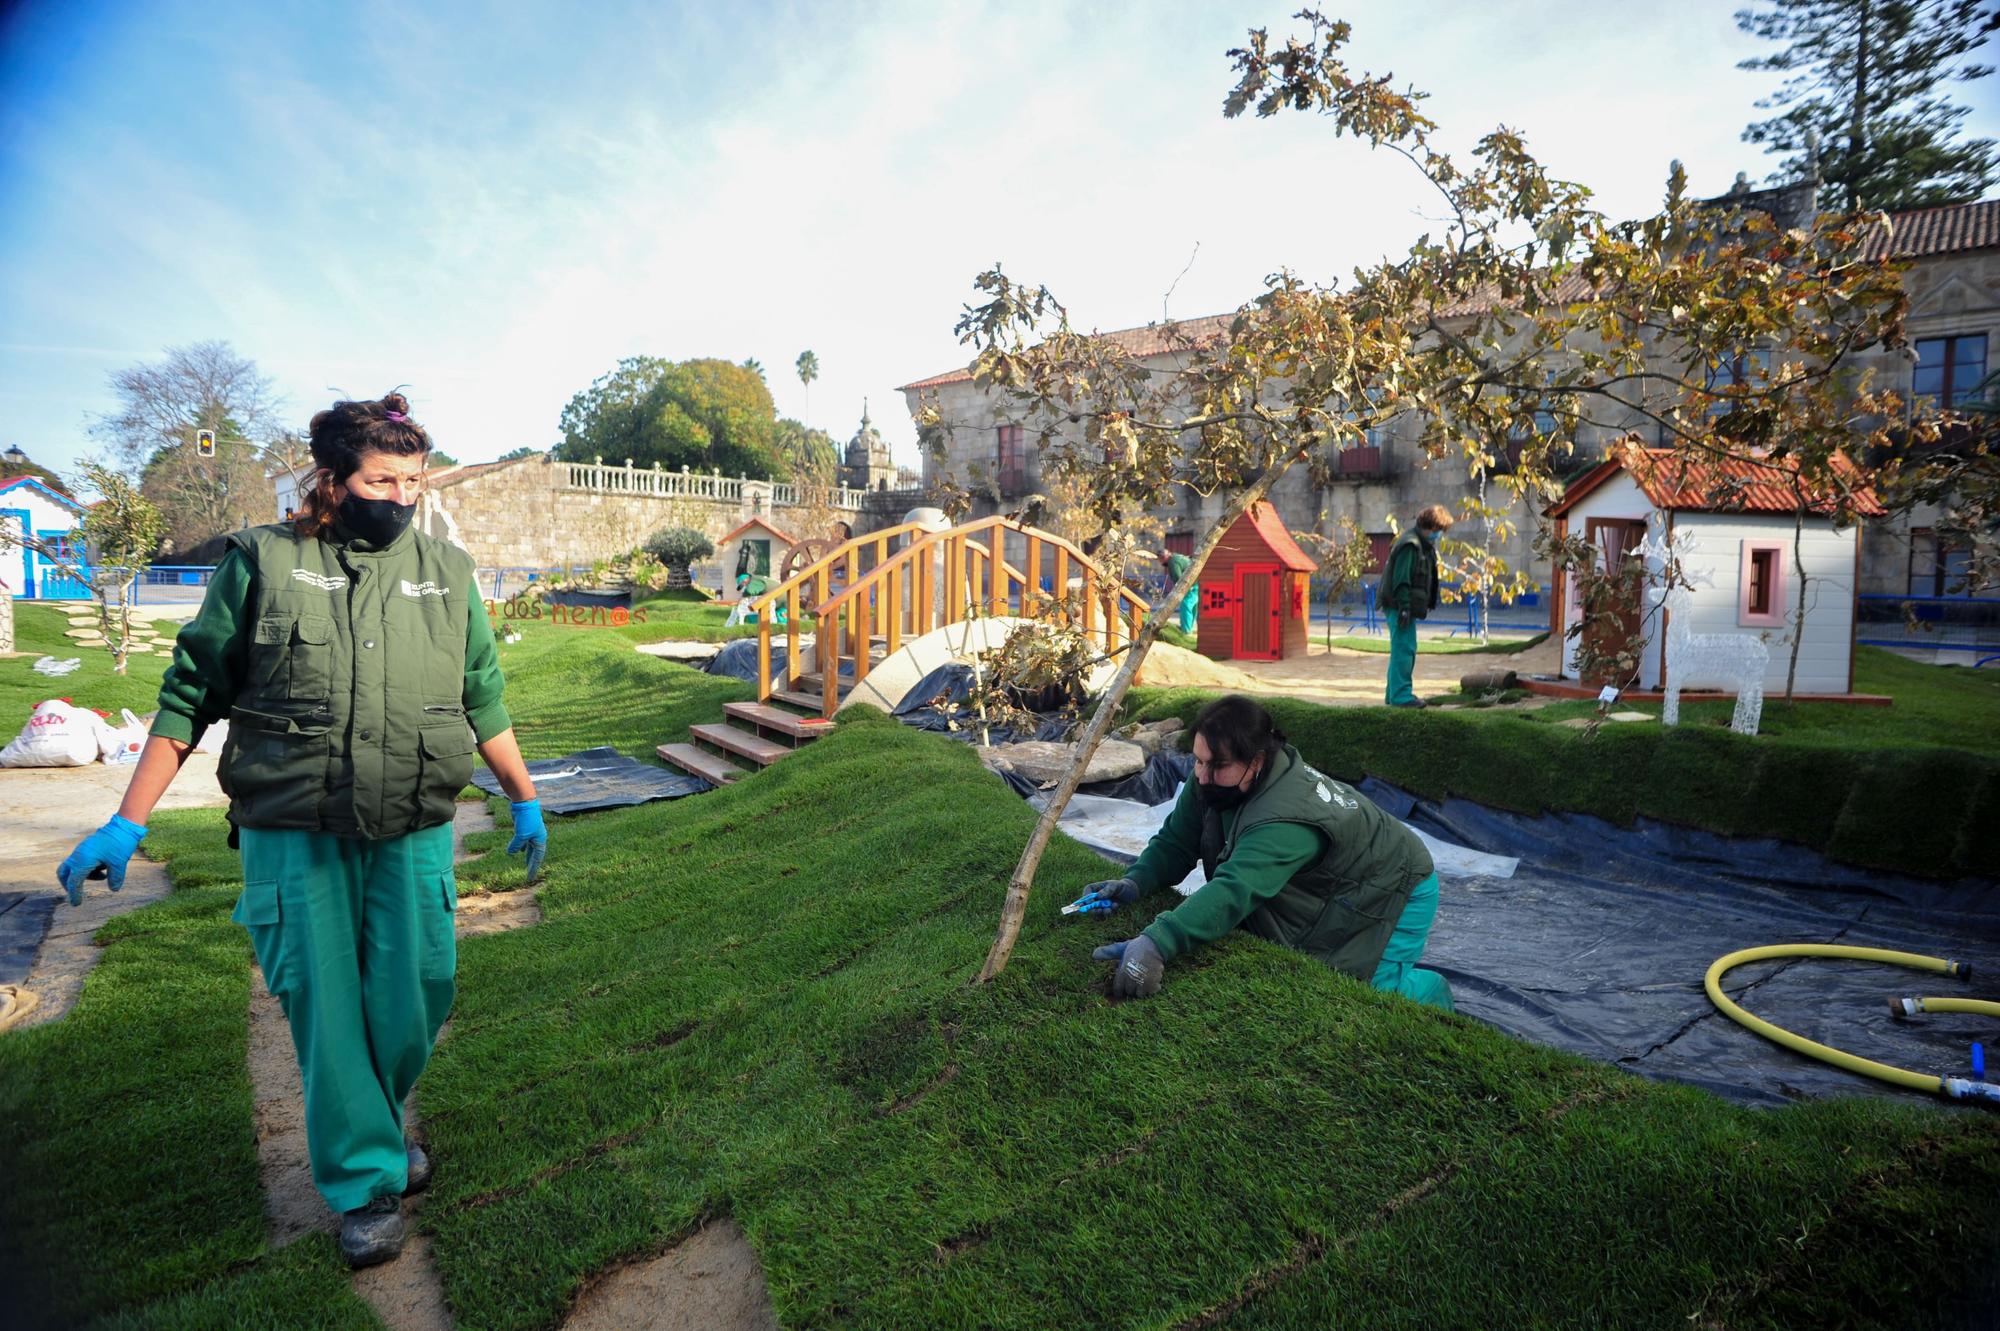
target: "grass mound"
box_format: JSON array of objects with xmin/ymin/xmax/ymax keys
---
[{"xmin": 428, "ymin": 711, "xmax": 1995, "ymax": 1328}]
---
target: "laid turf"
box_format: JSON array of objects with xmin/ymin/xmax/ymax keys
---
[
  {"xmin": 1, "ymin": 603, "xmax": 174, "ymax": 724},
  {"xmin": 9, "ymin": 621, "xmax": 1997, "ymax": 1329}
]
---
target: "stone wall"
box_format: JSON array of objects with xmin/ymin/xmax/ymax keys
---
[{"xmin": 431, "ymin": 457, "xmax": 869, "ymax": 570}]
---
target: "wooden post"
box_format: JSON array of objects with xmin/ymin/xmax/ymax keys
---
[
  {"xmin": 1082, "ymin": 567, "xmax": 1098, "ymax": 640},
  {"xmin": 786, "ymin": 587, "xmax": 800, "ymax": 683},
  {"xmin": 757, "ymin": 620, "xmax": 772, "ymax": 701},
  {"xmin": 1025, "ymin": 538, "xmax": 1043, "ymax": 616},
  {"xmin": 885, "ymin": 564, "xmax": 902, "ymax": 657},
  {"xmin": 855, "ymin": 584, "xmax": 873, "ymax": 683},
  {"xmin": 821, "ymin": 620, "xmax": 840, "ymax": 717}
]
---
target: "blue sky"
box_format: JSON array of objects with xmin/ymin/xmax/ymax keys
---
[{"xmin": 4, "ymin": 0, "xmax": 1995, "ymax": 483}]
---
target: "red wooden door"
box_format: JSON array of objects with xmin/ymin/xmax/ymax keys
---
[{"xmin": 1234, "ymin": 563, "xmax": 1280, "ymax": 660}]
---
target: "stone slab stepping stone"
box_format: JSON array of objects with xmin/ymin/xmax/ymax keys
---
[
  {"xmin": 635, "ymin": 640, "xmax": 723, "ymax": 662},
  {"xmin": 988, "ymin": 738, "xmax": 1146, "ymax": 786},
  {"xmin": 1606, "ymin": 711, "xmax": 1655, "ymax": 723}
]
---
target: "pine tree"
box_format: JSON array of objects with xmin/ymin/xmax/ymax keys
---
[{"xmin": 1738, "ymin": 0, "xmax": 2000, "ymax": 210}]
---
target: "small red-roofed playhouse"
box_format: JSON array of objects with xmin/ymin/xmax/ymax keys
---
[
  {"xmin": 1545, "ymin": 443, "xmax": 1885, "ymax": 696},
  {"xmin": 1196, "ymin": 502, "xmax": 1319, "ymax": 661},
  {"xmin": 718, "ymin": 517, "xmax": 797, "ymax": 596}
]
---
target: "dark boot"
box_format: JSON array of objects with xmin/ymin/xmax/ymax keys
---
[
  {"xmin": 404, "ymin": 1145, "xmax": 432, "ymax": 1195},
  {"xmin": 339, "ymin": 1195, "xmax": 405, "ymax": 1268}
]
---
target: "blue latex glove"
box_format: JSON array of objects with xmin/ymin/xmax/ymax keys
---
[
  {"xmin": 56, "ymin": 814, "xmax": 147, "ymax": 907},
  {"xmin": 507, "ymin": 799, "xmax": 547, "ymax": 883},
  {"xmin": 1092, "ymin": 934, "xmax": 1165, "ymax": 1000},
  {"xmin": 1067, "ymin": 876, "xmax": 1143, "ymax": 916}
]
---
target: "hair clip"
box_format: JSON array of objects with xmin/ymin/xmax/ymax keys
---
[{"xmin": 386, "ymin": 410, "xmax": 408, "ymax": 422}]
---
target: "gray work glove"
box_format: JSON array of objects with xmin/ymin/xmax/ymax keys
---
[
  {"xmin": 1093, "ymin": 934, "xmax": 1165, "ymax": 1000},
  {"xmin": 1069, "ymin": 876, "xmax": 1142, "ymax": 916}
]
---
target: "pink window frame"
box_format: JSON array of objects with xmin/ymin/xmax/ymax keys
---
[{"xmin": 1738, "ymin": 540, "xmax": 1787, "ymax": 627}]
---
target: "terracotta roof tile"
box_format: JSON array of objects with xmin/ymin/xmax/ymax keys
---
[
  {"xmin": 898, "ymin": 314, "xmax": 1238, "ymax": 392},
  {"xmin": 1860, "ymin": 197, "xmax": 2000, "ymax": 259},
  {"xmin": 1548, "ymin": 443, "xmax": 1884, "ymax": 519}
]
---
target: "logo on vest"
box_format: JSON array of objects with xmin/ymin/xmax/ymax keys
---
[
  {"xmin": 291, "ymin": 569, "xmax": 347, "ymax": 591},
  {"xmin": 400, "ymin": 579, "xmax": 447, "ymax": 598}
]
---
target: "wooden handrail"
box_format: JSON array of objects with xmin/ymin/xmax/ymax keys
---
[{"xmin": 764, "ymin": 515, "xmax": 1152, "ymax": 712}]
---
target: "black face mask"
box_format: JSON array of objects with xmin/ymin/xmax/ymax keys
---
[
  {"xmin": 1199, "ymin": 761, "xmax": 1260, "ymax": 812},
  {"xmin": 338, "ymin": 495, "xmax": 415, "ymax": 547}
]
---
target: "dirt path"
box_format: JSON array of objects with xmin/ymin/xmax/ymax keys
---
[{"xmin": 1224, "ymin": 632, "xmax": 1561, "ymax": 706}]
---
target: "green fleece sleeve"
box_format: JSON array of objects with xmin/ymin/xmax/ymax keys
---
[
  {"xmin": 1123, "ymin": 779, "xmax": 1205, "ymax": 896},
  {"xmin": 1142, "ymin": 819, "xmax": 1326, "ymax": 963},
  {"xmin": 462, "ymin": 580, "xmax": 512, "ymax": 743},
  {"xmin": 150, "ymin": 548, "xmax": 256, "ymax": 747}
]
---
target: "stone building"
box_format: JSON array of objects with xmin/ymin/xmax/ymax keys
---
[
  {"xmin": 900, "ymin": 195, "xmax": 2000, "ymax": 602},
  {"xmin": 841, "ymin": 404, "xmax": 900, "ymax": 493}
]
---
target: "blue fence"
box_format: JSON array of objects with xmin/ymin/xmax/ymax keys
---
[{"xmin": 1855, "ymin": 593, "xmax": 2000, "ymax": 663}]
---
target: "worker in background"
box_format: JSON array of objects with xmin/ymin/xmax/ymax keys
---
[
  {"xmin": 1070, "ymin": 695, "xmax": 1452, "ymax": 1010},
  {"xmin": 1159, "ymin": 549, "xmax": 1198, "ymax": 636},
  {"xmin": 1383, "ymin": 505, "xmax": 1454, "ymax": 708}
]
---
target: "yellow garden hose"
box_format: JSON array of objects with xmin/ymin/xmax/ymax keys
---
[{"xmin": 1704, "ymin": 944, "xmax": 2000, "ymax": 1105}]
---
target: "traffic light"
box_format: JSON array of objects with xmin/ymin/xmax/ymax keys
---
[{"xmin": 195, "ymin": 429, "xmax": 216, "ymax": 457}]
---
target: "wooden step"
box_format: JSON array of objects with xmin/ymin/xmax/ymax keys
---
[
  {"xmin": 792, "ymin": 672, "xmax": 851, "ymax": 698},
  {"xmin": 656, "ymin": 742, "xmax": 747, "ymax": 786},
  {"xmin": 724, "ymin": 701, "xmax": 834, "ymax": 740},
  {"xmin": 688, "ymin": 722, "xmax": 792, "ymax": 767},
  {"xmin": 769, "ymin": 688, "xmax": 832, "ymax": 714}
]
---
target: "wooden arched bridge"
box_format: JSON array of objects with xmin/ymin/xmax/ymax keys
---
[{"xmin": 657, "ymin": 516, "xmax": 1149, "ymax": 785}]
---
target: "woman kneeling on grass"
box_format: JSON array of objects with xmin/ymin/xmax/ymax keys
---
[
  {"xmin": 1071, "ymin": 695, "xmax": 1452, "ymax": 1010},
  {"xmin": 54, "ymin": 392, "xmax": 547, "ymax": 1268}
]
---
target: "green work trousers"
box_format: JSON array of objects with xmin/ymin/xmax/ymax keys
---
[
  {"xmin": 233, "ymin": 822, "xmax": 457, "ymax": 1214},
  {"xmin": 1369, "ymin": 872, "xmax": 1454, "ymax": 1011},
  {"xmin": 1386, "ymin": 613, "xmax": 1419, "ymax": 705},
  {"xmin": 1177, "ymin": 589, "xmax": 1198, "ymax": 635}
]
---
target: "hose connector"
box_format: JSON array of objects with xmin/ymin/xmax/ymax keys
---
[
  {"xmin": 1940, "ymin": 1078, "xmax": 2000, "ymax": 1106},
  {"xmin": 1888, "ymin": 996, "xmax": 1925, "ymax": 1020}
]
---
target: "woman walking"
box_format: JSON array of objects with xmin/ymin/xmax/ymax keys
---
[{"xmin": 56, "ymin": 392, "xmax": 547, "ymax": 1267}]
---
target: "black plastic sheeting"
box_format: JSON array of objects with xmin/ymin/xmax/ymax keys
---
[
  {"xmin": 472, "ymin": 746, "xmax": 712, "ymax": 815},
  {"xmin": 1363, "ymin": 779, "xmax": 2000, "ymax": 1108},
  {"xmin": 990, "ymin": 748, "xmax": 1999, "ymax": 1109},
  {"xmin": 892, "ymin": 663, "xmax": 1072, "ymax": 746},
  {"xmin": 702, "ymin": 639, "xmax": 857, "ymax": 686}
]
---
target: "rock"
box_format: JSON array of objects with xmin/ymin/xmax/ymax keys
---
[
  {"xmin": 1150, "ymin": 718, "xmax": 1184, "ymax": 736},
  {"xmin": 990, "ymin": 738, "xmax": 1147, "ymax": 786},
  {"xmin": 635, "ymin": 640, "xmax": 723, "ymax": 663}
]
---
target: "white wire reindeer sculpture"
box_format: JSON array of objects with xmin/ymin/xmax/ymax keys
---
[{"xmin": 1654, "ymin": 582, "xmax": 1768, "ymax": 736}]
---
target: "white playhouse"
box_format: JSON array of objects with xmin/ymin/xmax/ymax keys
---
[
  {"xmin": 0, "ymin": 475, "xmax": 88, "ymax": 599},
  {"xmin": 1545, "ymin": 445, "xmax": 1882, "ymax": 700}
]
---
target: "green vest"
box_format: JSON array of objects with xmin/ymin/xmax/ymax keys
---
[
  {"xmin": 1199, "ymin": 745, "xmax": 1434, "ymax": 979},
  {"xmin": 218, "ymin": 522, "xmax": 476, "ymax": 839},
  {"xmin": 1386, "ymin": 529, "xmax": 1440, "ymax": 618}
]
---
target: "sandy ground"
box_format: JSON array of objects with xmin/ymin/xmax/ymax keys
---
[
  {"xmin": 564, "ymin": 1223, "xmax": 779, "ymax": 1331},
  {"xmin": 1221, "ymin": 632, "xmax": 1562, "ymax": 706}
]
